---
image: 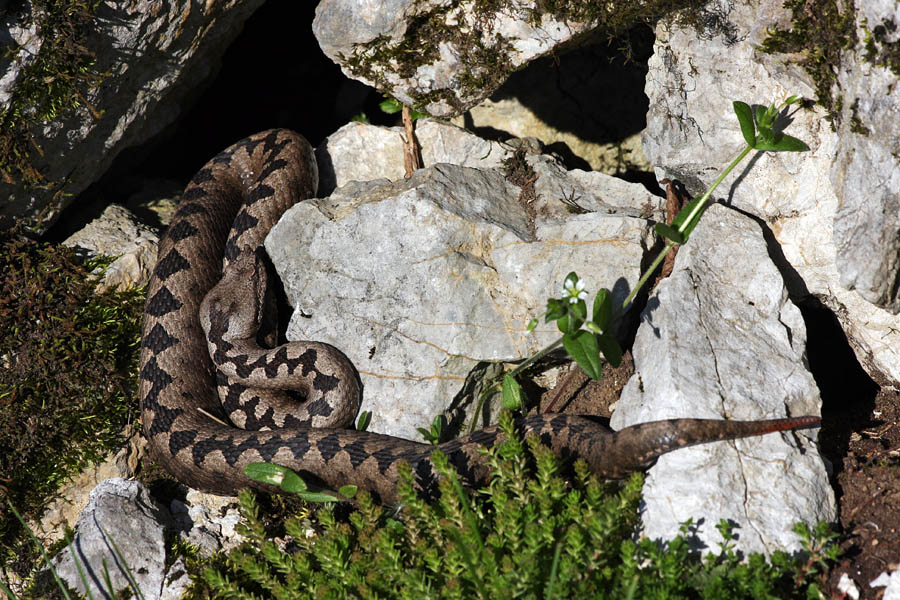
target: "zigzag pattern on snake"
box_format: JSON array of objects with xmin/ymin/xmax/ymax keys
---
[{"xmin": 139, "ymin": 129, "xmax": 821, "ymax": 504}]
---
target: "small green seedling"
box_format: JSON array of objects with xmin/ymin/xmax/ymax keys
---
[{"xmin": 416, "ymin": 414, "xmax": 445, "ymax": 445}]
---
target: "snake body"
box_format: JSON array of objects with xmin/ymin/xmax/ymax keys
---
[{"xmin": 139, "ymin": 129, "xmax": 820, "ymax": 504}]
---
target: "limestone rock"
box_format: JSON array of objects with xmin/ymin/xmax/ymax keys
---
[
  {"xmin": 63, "ymin": 204, "xmax": 160, "ymax": 292},
  {"xmin": 51, "ymin": 479, "xmax": 172, "ymax": 600},
  {"xmin": 610, "ymin": 204, "xmax": 835, "ymax": 556},
  {"xmin": 313, "ymin": 0, "xmax": 602, "ymax": 118},
  {"xmin": 0, "ymin": 0, "xmax": 265, "ymax": 231},
  {"xmin": 268, "ymin": 122, "xmax": 660, "ymax": 440},
  {"xmin": 641, "ymin": 0, "xmax": 900, "ymax": 383}
]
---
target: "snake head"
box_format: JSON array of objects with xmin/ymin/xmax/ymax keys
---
[{"xmin": 200, "ymin": 251, "xmax": 268, "ymax": 343}]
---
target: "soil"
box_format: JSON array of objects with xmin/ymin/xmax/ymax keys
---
[{"xmin": 537, "ymin": 341, "xmax": 900, "ymax": 599}]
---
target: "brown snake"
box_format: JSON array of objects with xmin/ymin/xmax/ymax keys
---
[{"xmin": 139, "ymin": 129, "xmax": 821, "ymax": 504}]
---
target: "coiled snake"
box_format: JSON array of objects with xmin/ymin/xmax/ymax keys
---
[{"xmin": 139, "ymin": 129, "xmax": 820, "ymax": 504}]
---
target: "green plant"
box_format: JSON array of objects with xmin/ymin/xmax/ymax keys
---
[
  {"xmin": 499, "ymin": 95, "xmax": 809, "ymax": 404},
  {"xmin": 199, "ymin": 412, "xmax": 837, "ymax": 599}
]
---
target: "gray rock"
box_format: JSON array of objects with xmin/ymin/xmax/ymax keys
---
[
  {"xmin": 51, "ymin": 479, "xmax": 172, "ymax": 600},
  {"xmin": 268, "ymin": 123, "xmax": 659, "ymax": 440},
  {"xmin": 63, "ymin": 204, "xmax": 160, "ymax": 292},
  {"xmin": 312, "ymin": 0, "xmax": 601, "ymax": 117},
  {"xmin": 0, "ymin": 0, "xmax": 265, "ymax": 231},
  {"xmin": 0, "ymin": 2, "xmax": 41, "ymax": 106},
  {"xmin": 610, "ymin": 203, "xmax": 835, "ymax": 556},
  {"xmin": 641, "ymin": 0, "xmax": 900, "ymax": 383},
  {"xmin": 831, "ymin": 0, "xmax": 900, "ymax": 313},
  {"xmin": 317, "ymin": 119, "xmax": 515, "ymax": 195}
]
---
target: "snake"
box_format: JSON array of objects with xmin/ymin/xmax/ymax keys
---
[{"xmin": 139, "ymin": 129, "xmax": 821, "ymax": 504}]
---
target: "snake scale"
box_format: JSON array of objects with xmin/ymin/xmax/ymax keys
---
[{"xmin": 139, "ymin": 129, "xmax": 821, "ymax": 504}]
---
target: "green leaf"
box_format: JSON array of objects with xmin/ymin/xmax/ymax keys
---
[
  {"xmin": 596, "ymin": 334, "xmax": 623, "ymax": 368},
  {"xmin": 338, "ymin": 484, "xmax": 358, "ymax": 499},
  {"xmin": 784, "ymin": 94, "xmax": 802, "ymax": 105},
  {"xmin": 670, "ymin": 196, "xmax": 708, "ymax": 240},
  {"xmin": 557, "ymin": 312, "xmax": 570, "ymax": 334},
  {"xmin": 379, "ymin": 98, "xmax": 402, "ymax": 114},
  {"xmin": 654, "ymin": 223, "xmax": 685, "ymax": 245},
  {"xmin": 570, "ymin": 298, "xmax": 587, "ymax": 325},
  {"xmin": 502, "ymin": 373, "xmax": 524, "ymax": 411},
  {"xmin": 525, "ymin": 317, "xmax": 539, "ymax": 332},
  {"xmin": 585, "ymin": 321, "xmax": 603, "ymax": 334},
  {"xmin": 562, "ymin": 330, "xmax": 603, "ymax": 381},
  {"xmin": 545, "ymin": 298, "xmax": 566, "ymax": 322},
  {"xmin": 755, "ymin": 104, "xmax": 767, "ymax": 128},
  {"xmin": 244, "ymin": 463, "xmax": 308, "ymax": 493},
  {"xmin": 755, "ymin": 133, "xmax": 809, "ymax": 152},
  {"xmin": 732, "ymin": 101, "xmax": 756, "ymax": 146},
  {"xmin": 592, "ymin": 288, "xmax": 612, "ymax": 331},
  {"xmin": 356, "ymin": 410, "xmax": 372, "ymax": 431},
  {"xmin": 757, "ymin": 126, "xmax": 775, "ymax": 146},
  {"xmin": 297, "ymin": 491, "xmax": 341, "ymax": 503}
]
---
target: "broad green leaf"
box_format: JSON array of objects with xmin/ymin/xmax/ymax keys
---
[
  {"xmin": 585, "ymin": 321, "xmax": 603, "ymax": 335},
  {"xmin": 732, "ymin": 101, "xmax": 756, "ymax": 146},
  {"xmin": 338, "ymin": 485, "xmax": 358, "ymax": 499},
  {"xmin": 356, "ymin": 410, "xmax": 372, "ymax": 431},
  {"xmin": 757, "ymin": 126, "xmax": 775, "ymax": 146},
  {"xmin": 502, "ymin": 373, "xmax": 524, "ymax": 410},
  {"xmin": 755, "ymin": 133, "xmax": 809, "ymax": 152},
  {"xmin": 654, "ymin": 223, "xmax": 685, "ymax": 245},
  {"xmin": 592, "ymin": 288, "xmax": 612, "ymax": 331},
  {"xmin": 525, "ymin": 317, "xmax": 539, "ymax": 332},
  {"xmin": 784, "ymin": 94, "xmax": 802, "ymax": 105},
  {"xmin": 596, "ymin": 334, "xmax": 623, "ymax": 368},
  {"xmin": 244, "ymin": 463, "xmax": 308, "ymax": 493},
  {"xmin": 563, "ymin": 330, "xmax": 603, "ymax": 381},
  {"xmin": 431, "ymin": 415, "xmax": 444, "ymax": 436}
]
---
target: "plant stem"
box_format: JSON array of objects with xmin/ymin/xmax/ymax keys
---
[
  {"xmin": 507, "ymin": 337, "xmax": 564, "ymax": 379},
  {"xmin": 675, "ymin": 144, "xmax": 753, "ymax": 236},
  {"xmin": 620, "ymin": 143, "xmax": 753, "ymax": 312}
]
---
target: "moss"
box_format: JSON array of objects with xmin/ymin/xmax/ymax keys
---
[
  {"xmin": 863, "ymin": 18, "xmax": 900, "ymax": 77},
  {"xmin": 340, "ymin": 0, "xmax": 728, "ymax": 115},
  {"xmin": 760, "ymin": 0, "xmax": 858, "ymax": 129},
  {"xmin": 0, "ymin": 224, "xmax": 144, "ymax": 583},
  {"xmin": 848, "ymin": 97, "xmax": 870, "ymax": 135},
  {"xmin": 0, "ymin": 0, "xmax": 105, "ymax": 194}
]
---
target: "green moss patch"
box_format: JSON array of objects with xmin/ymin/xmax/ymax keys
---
[
  {"xmin": 0, "ymin": 225, "xmax": 144, "ymax": 578},
  {"xmin": 760, "ymin": 0, "xmax": 858, "ymax": 128},
  {"xmin": 0, "ymin": 0, "xmax": 104, "ymax": 191}
]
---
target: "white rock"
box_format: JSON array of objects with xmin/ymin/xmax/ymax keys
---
[
  {"xmin": 313, "ymin": 0, "xmax": 600, "ymax": 117},
  {"xmin": 641, "ymin": 0, "xmax": 900, "ymax": 383},
  {"xmin": 51, "ymin": 479, "xmax": 171, "ymax": 600},
  {"xmin": 871, "ymin": 565, "xmax": 900, "ymax": 600},
  {"xmin": 610, "ymin": 204, "xmax": 835, "ymax": 556},
  {"xmin": 63, "ymin": 204, "xmax": 160, "ymax": 291},
  {"xmin": 268, "ymin": 123, "xmax": 658, "ymax": 440},
  {"xmin": 1, "ymin": 0, "xmax": 266, "ymax": 231}
]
